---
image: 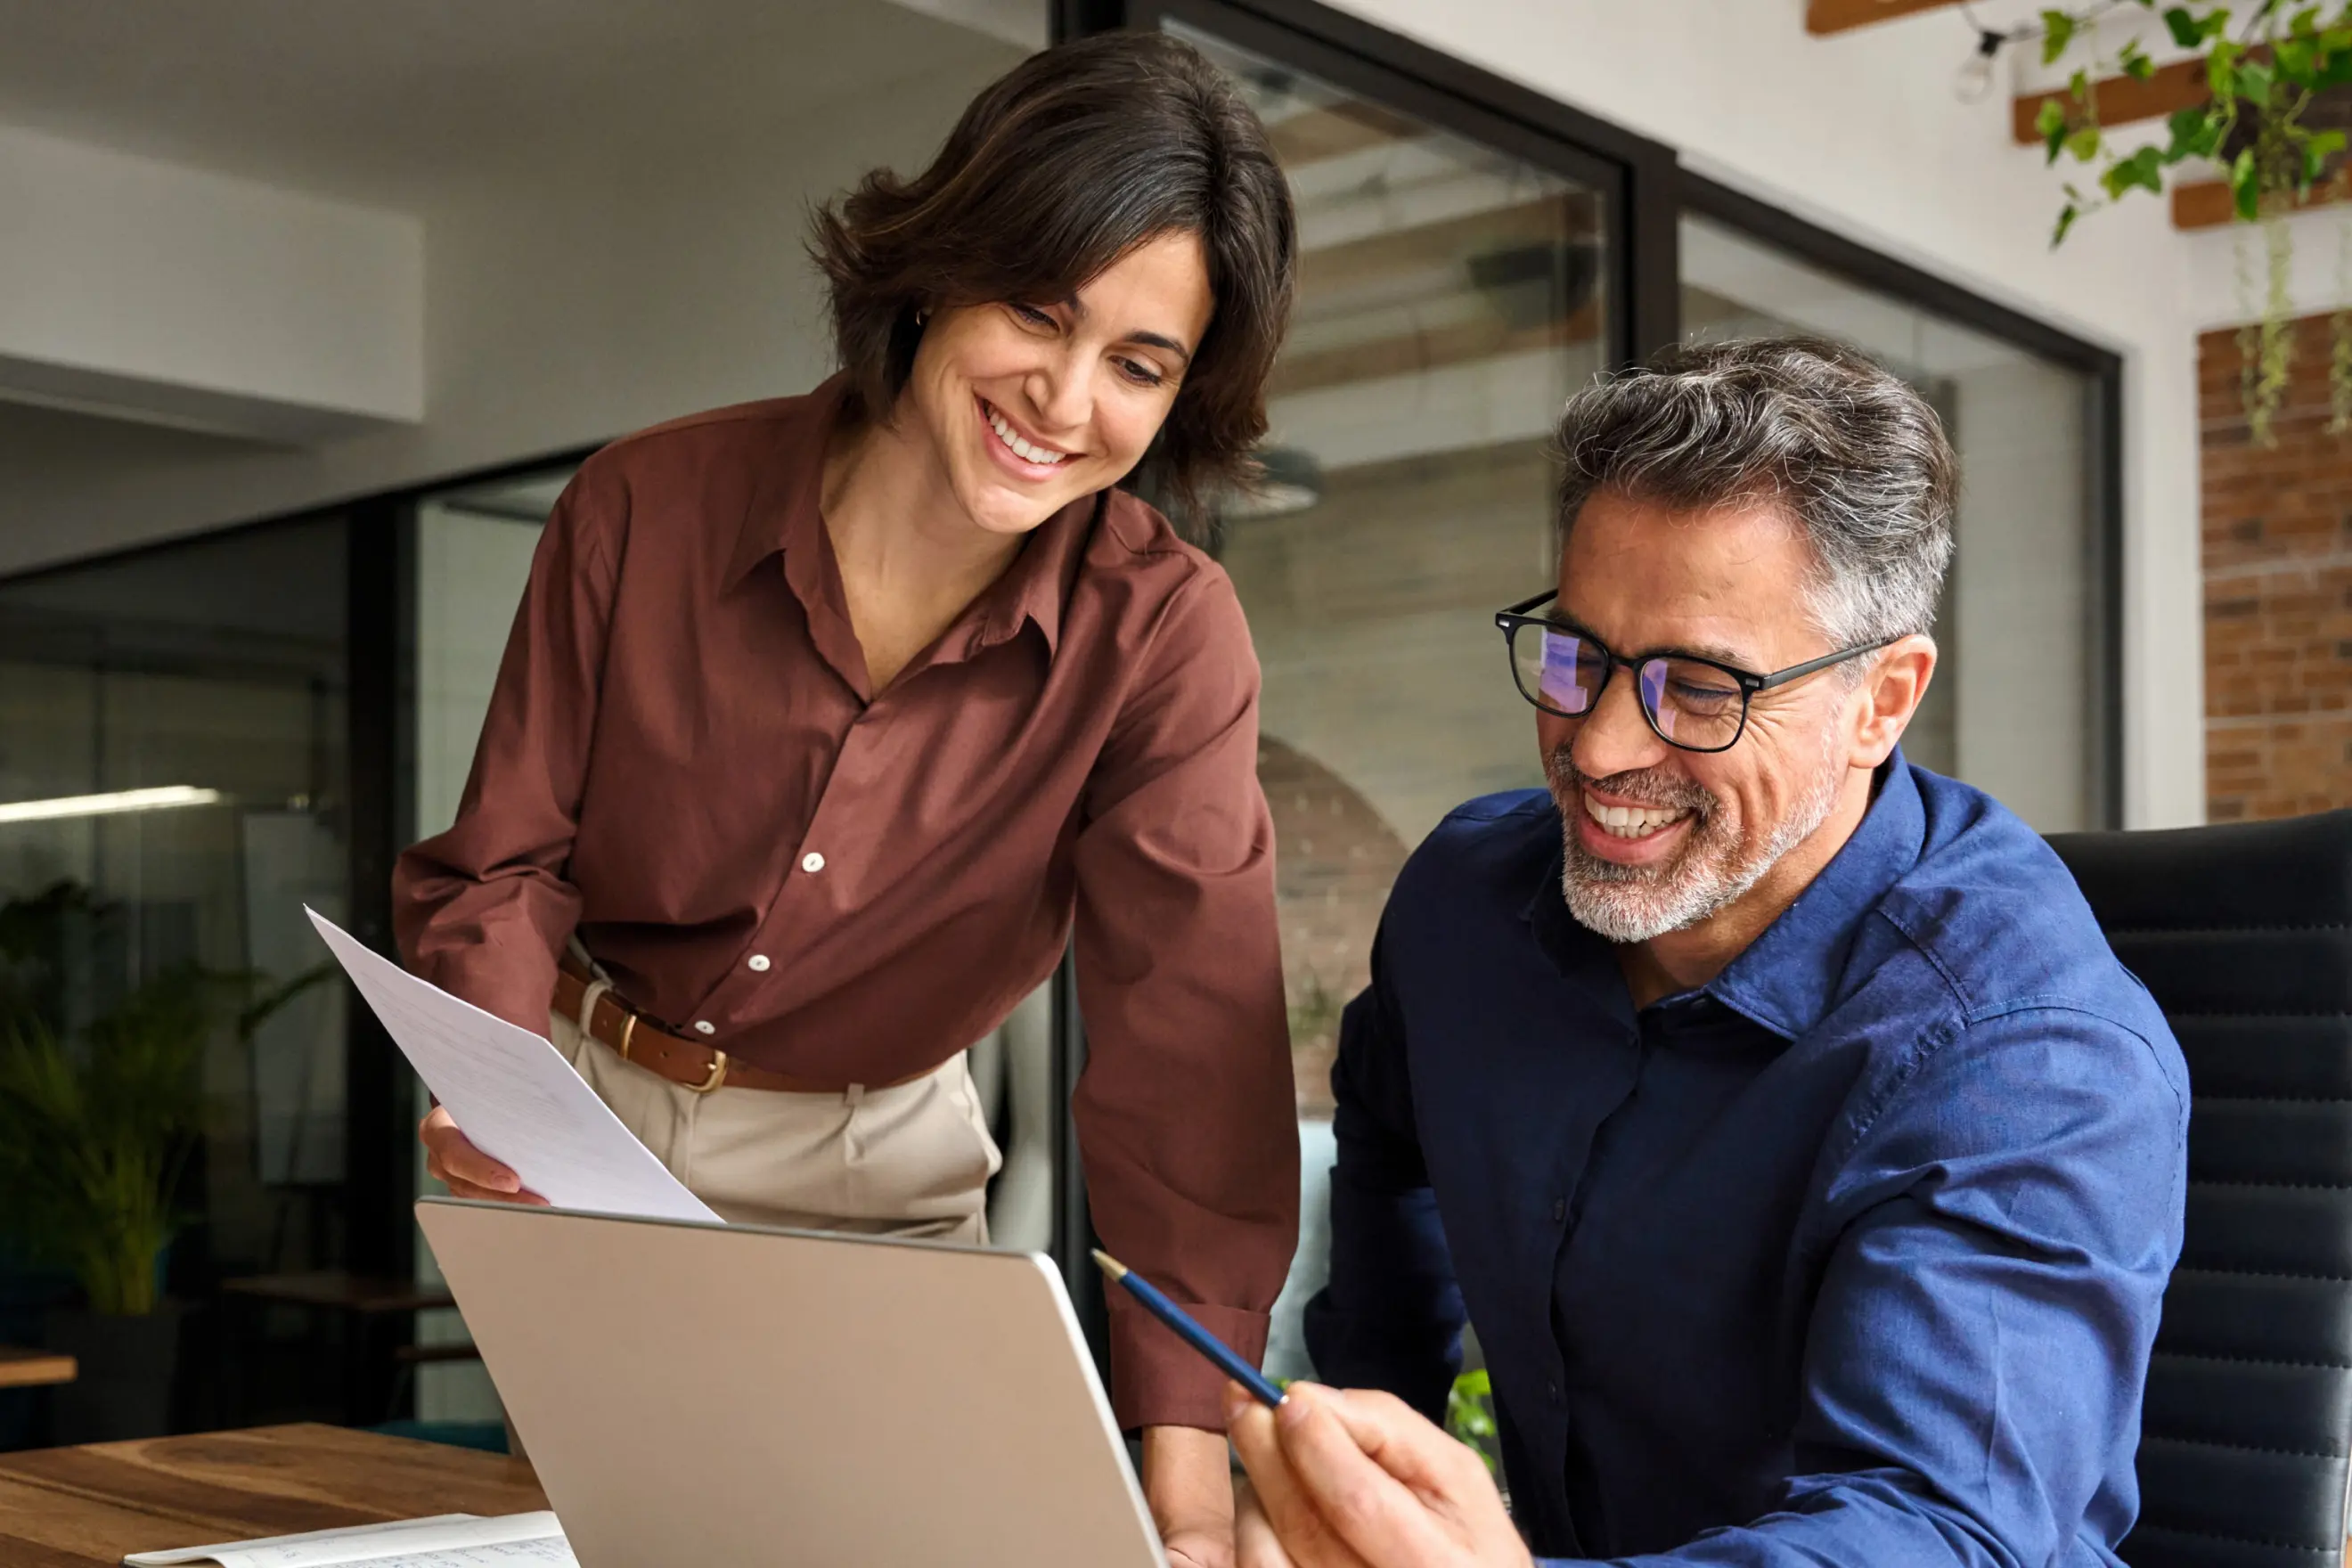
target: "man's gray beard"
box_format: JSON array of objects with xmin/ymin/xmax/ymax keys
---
[{"xmin": 1545, "ymin": 732, "xmax": 1847, "ymax": 944}]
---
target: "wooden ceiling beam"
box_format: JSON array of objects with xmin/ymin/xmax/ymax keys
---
[
  {"xmin": 1270, "ymin": 304, "xmax": 1603, "ymax": 399},
  {"xmin": 1805, "ymin": 0, "xmax": 1964, "ymax": 37},
  {"xmin": 2172, "ymin": 181, "xmax": 2233, "ymax": 228},
  {"xmin": 1266, "ymin": 101, "xmax": 1423, "ymax": 167},
  {"xmin": 2172, "ymin": 176, "xmax": 2351, "ymax": 229},
  {"xmin": 1296, "ymin": 194, "xmax": 1600, "ymax": 298},
  {"xmin": 2013, "ymin": 57, "xmax": 2213, "ymax": 144}
]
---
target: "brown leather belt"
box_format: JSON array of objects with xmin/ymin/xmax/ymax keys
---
[{"xmin": 552, "ymin": 957, "xmax": 923, "ymax": 1096}]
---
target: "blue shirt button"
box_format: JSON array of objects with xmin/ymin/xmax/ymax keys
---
[{"xmin": 1551, "ymin": 1196, "xmax": 1567, "ymax": 1224}]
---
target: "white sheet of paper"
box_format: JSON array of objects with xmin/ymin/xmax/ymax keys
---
[
  {"xmin": 306, "ymin": 909, "xmax": 720, "ymax": 1225},
  {"xmin": 122, "ymin": 1515, "xmax": 475, "ymax": 1567},
  {"xmin": 124, "ymin": 1511, "xmax": 578, "ymax": 1567},
  {"xmin": 363, "ymin": 1540, "xmax": 577, "ymax": 1567}
]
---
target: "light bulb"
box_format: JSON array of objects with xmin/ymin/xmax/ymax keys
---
[{"xmin": 1955, "ymin": 29, "xmax": 2003, "ymax": 104}]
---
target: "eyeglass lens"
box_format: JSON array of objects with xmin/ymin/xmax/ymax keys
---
[{"xmin": 1513, "ymin": 625, "xmax": 1746, "ymax": 747}]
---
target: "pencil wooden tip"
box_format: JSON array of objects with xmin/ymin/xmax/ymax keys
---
[{"xmin": 1090, "ymin": 1248, "xmax": 1128, "ymax": 1281}]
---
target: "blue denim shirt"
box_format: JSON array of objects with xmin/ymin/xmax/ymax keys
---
[{"xmin": 1303, "ymin": 756, "xmax": 2187, "ymax": 1566}]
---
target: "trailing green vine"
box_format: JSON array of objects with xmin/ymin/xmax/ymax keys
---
[
  {"xmin": 2029, "ymin": 1, "xmax": 2352, "ymax": 441},
  {"xmin": 2332, "ymin": 216, "xmax": 2352, "ymax": 426}
]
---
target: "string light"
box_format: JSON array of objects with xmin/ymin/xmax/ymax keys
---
[
  {"xmin": 1954, "ymin": 3, "xmax": 2135, "ymax": 108},
  {"xmin": 1955, "ymin": 27, "xmax": 2006, "ymax": 103}
]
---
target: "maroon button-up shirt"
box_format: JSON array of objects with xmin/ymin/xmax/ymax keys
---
[{"xmin": 393, "ymin": 378, "xmax": 1299, "ymax": 1431}]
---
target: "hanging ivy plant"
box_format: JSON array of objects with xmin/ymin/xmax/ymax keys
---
[{"xmin": 2032, "ymin": 0, "xmax": 2352, "ymax": 443}]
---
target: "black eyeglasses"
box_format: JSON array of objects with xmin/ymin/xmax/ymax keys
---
[{"xmin": 1493, "ymin": 590, "xmax": 1892, "ymax": 754}]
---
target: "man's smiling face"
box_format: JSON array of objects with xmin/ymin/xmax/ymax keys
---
[{"xmin": 1539, "ymin": 488, "xmax": 1865, "ymax": 944}]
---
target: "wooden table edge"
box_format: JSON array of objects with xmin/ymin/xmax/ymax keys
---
[{"xmin": 0, "ymin": 1424, "xmax": 546, "ymax": 1548}]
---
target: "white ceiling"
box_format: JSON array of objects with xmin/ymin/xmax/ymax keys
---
[{"xmin": 0, "ymin": 0, "xmax": 1015, "ymax": 208}]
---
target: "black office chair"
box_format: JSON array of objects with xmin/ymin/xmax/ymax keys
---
[{"xmin": 2047, "ymin": 810, "xmax": 2352, "ymax": 1568}]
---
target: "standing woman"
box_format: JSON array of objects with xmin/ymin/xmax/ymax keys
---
[{"xmin": 391, "ymin": 32, "xmax": 1298, "ymax": 1567}]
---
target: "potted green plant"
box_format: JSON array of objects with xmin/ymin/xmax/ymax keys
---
[
  {"xmin": 2026, "ymin": 1, "xmax": 2352, "ymax": 441},
  {"xmin": 0, "ymin": 958, "xmax": 326, "ymax": 1441},
  {"xmin": 0, "ymin": 968, "xmax": 217, "ymax": 1441}
]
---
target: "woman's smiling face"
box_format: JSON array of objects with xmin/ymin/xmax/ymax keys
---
[{"xmin": 900, "ymin": 229, "xmax": 1216, "ymax": 538}]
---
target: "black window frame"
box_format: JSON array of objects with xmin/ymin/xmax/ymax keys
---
[
  {"xmin": 0, "ymin": 445, "xmax": 597, "ymax": 1433},
  {"xmin": 1107, "ymin": 0, "xmax": 1679, "ymax": 366},
  {"xmin": 1053, "ymin": 0, "xmax": 2130, "ymax": 1377}
]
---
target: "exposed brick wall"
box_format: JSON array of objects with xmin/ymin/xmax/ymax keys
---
[{"xmin": 2198, "ymin": 323, "xmax": 2352, "ymax": 821}]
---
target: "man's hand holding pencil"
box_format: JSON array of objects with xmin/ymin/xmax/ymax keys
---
[{"xmin": 1090, "ymin": 1252, "xmax": 1531, "ymax": 1568}]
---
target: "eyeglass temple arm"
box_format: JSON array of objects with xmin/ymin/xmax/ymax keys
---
[
  {"xmin": 1498, "ymin": 589, "xmax": 1558, "ymax": 622},
  {"xmin": 1748, "ymin": 637, "xmax": 1899, "ymax": 692}
]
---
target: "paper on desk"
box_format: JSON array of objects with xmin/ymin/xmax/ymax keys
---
[
  {"xmin": 306, "ymin": 909, "xmax": 719, "ymax": 1225},
  {"xmin": 122, "ymin": 1511, "xmax": 578, "ymax": 1567}
]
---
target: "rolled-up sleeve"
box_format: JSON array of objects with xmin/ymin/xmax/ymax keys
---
[
  {"xmin": 1591, "ymin": 1007, "xmax": 2186, "ymax": 1568},
  {"xmin": 391, "ymin": 463, "xmax": 623, "ymax": 1033},
  {"xmin": 1069, "ymin": 566, "xmax": 1300, "ymax": 1433}
]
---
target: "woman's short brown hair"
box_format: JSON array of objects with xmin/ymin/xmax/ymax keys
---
[{"xmin": 809, "ymin": 31, "xmax": 1296, "ymax": 519}]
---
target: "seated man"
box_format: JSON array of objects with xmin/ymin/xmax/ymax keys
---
[{"xmin": 1229, "ymin": 337, "xmax": 2187, "ymax": 1568}]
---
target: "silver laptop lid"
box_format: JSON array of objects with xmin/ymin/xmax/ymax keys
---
[{"xmin": 416, "ymin": 1198, "xmax": 1164, "ymax": 1568}]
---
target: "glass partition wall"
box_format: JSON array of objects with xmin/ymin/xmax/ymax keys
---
[
  {"xmin": 1156, "ymin": 17, "xmax": 1615, "ymax": 1379},
  {"xmin": 0, "ymin": 519, "xmax": 353, "ymax": 1441},
  {"xmin": 1678, "ymin": 200, "xmax": 2115, "ymax": 831},
  {"xmin": 1107, "ymin": 0, "xmax": 2123, "ymax": 1388}
]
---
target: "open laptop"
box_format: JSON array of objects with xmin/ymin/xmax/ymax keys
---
[{"xmin": 415, "ymin": 1197, "xmax": 1166, "ymax": 1567}]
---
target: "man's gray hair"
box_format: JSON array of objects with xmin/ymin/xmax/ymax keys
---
[{"xmin": 1553, "ymin": 336, "xmax": 1957, "ymax": 649}]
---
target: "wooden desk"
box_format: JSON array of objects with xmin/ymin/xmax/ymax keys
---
[
  {"xmin": 0, "ymin": 1345, "xmax": 77, "ymax": 1389},
  {"xmin": 0, "ymin": 1424, "xmax": 546, "ymax": 1566}
]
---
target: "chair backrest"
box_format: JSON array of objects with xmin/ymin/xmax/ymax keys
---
[{"xmin": 2046, "ymin": 810, "xmax": 2352, "ymax": 1568}]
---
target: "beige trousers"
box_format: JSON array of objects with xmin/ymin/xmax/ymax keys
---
[{"xmin": 547, "ymin": 1009, "xmax": 1001, "ymax": 1245}]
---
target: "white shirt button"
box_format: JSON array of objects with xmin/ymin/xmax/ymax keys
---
[
  {"xmin": 693, "ymin": 1020, "xmax": 716, "ymax": 1035},
  {"xmin": 800, "ymin": 851, "xmax": 826, "ymax": 873},
  {"xmin": 747, "ymin": 954, "xmax": 771, "ymax": 972}
]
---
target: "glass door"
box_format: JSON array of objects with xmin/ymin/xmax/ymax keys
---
[
  {"xmin": 1678, "ymin": 190, "xmax": 2119, "ymax": 830},
  {"xmin": 1144, "ymin": 5, "xmax": 1625, "ymax": 1381},
  {"xmin": 0, "ymin": 518, "xmax": 353, "ymax": 1439}
]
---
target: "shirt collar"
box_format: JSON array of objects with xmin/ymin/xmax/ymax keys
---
[
  {"xmin": 966, "ymin": 495, "xmax": 1085, "ymax": 659},
  {"xmin": 723, "ymin": 372, "xmax": 1081, "ymax": 659},
  {"xmin": 1519, "ymin": 750, "xmax": 1925, "ymax": 1041},
  {"xmin": 725, "ymin": 374, "xmax": 845, "ymax": 593},
  {"xmin": 1704, "ymin": 751, "xmax": 1924, "ymax": 1040}
]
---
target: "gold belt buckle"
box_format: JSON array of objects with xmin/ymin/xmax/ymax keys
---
[{"xmin": 690, "ymin": 1049, "xmax": 730, "ymax": 1095}]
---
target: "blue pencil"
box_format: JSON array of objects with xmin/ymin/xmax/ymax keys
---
[{"xmin": 1092, "ymin": 1249, "xmax": 1287, "ymax": 1408}]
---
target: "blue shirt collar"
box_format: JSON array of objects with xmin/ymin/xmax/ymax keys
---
[
  {"xmin": 1523, "ymin": 751, "xmax": 1926, "ymax": 1041},
  {"xmin": 1707, "ymin": 752, "xmax": 1923, "ymax": 1040}
]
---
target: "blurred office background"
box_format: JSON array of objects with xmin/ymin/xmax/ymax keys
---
[{"xmin": 0, "ymin": 0, "xmax": 2313, "ymax": 1447}]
